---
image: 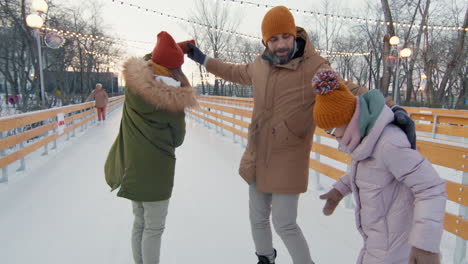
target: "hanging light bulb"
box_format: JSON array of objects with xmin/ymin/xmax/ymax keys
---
[
  {"xmin": 389, "ymin": 36, "xmax": 400, "ymax": 46},
  {"xmin": 32, "ymin": 0, "xmax": 48, "ymax": 13},
  {"xmin": 399, "ymin": 47, "xmax": 412, "ymax": 58},
  {"xmin": 26, "ymin": 13, "xmax": 44, "ymax": 28}
]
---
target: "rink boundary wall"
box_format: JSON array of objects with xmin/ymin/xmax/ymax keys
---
[{"xmin": 0, "ymin": 96, "xmax": 124, "ymax": 178}]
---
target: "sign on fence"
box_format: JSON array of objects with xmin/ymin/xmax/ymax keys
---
[{"xmin": 57, "ymin": 113, "xmax": 65, "ymax": 135}]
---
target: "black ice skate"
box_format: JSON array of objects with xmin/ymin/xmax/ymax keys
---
[{"xmin": 256, "ymin": 249, "xmax": 277, "ymax": 264}]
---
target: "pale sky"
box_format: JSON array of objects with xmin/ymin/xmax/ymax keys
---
[
  {"xmin": 55, "ymin": 0, "xmax": 373, "ymax": 81},
  {"xmin": 63, "ymin": 0, "xmax": 468, "ymax": 85},
  {"xmin": 96, "ymin": 0, "xmax": 368, "ymax": 54}
]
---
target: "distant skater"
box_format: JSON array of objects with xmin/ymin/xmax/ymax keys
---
[{"xmin": 86, "ymin": 83, "xmax": 109, "ymax": 122}]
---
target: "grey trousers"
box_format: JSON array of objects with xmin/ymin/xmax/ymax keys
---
[
  {"xmin": 131, "ymin": 199, "xmax": 170, "ymax": 264},
  {"xmin": 249, "ymin": 183, "xmax": 314, "ymax": 264}
]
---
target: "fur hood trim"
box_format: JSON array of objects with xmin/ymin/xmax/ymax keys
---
[{"xmin": 123, "ymin": 57, "xmax": 199, "ymax": 112}]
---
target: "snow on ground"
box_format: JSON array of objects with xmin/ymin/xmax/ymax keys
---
[{"xmin": 0, "ymin": 107, "xmax": 463, "ymax": 264}]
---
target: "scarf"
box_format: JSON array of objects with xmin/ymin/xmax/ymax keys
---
[
  {"xmin": 147, "ymin": 60, "xmax": 171, "ymax": 77},
  {"xmin": 358, "ymin": 89, "xmax": 386, "ymax": 138},
  {"xmin": 337, "ymin": 89, "xmax": 386, "ymax": 154},
  {"xmin": 337, "ymin": 98, "xmax": 361, "ymax": 154}
]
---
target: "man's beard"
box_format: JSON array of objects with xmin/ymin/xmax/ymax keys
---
[
  {"xmin": 266, "ymin": 42, "xmax": 297, "ymax": 65},
  {"xmin": 266, "ymin": 48, "xmax": 293, "ymax": 65}
]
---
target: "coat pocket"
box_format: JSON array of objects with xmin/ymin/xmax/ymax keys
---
[
  {"xmin": 239, "ymin": 123, "xmax": 259, "ymax": 182},
  {"xmin": 273, "ymin": 120, "xmax": 303, "ymax": 148}
]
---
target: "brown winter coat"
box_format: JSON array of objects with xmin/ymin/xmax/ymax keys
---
[
  {"xmin": 205, "ymin": 27, "xmax": 367, "ymax": 194},
  {"xmin": 86, "ymin": 88, "xmax": 109, "ymax": 108}
]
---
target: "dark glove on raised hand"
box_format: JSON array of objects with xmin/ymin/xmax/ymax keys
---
[
  {"xmin": 392, "ymin": 105, "xmax": 416, "ymax": 150},
  {"xmin": 187, "ymin": 42, "xmax": 207, "ymax": 65},
  {"xmin": 408, "ymin": 247, "xmax": 440, "ymax": 264},
  {"xmin": 319, "ymin": 188, "xmax": 344, "ymax": 216}
]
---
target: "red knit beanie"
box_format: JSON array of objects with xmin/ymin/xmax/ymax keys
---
[
  {"xmin": 151, "ymin": 31, "xmax": 184, "ymax": 69},
  {"xmin": 177, "ymin": 40, "xmax": 196, "ymax": 54}
]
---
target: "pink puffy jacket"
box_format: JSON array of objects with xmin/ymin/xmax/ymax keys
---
[{"xmin": 334, "ymin": 106, "xmax": 446, "ymax": 264}]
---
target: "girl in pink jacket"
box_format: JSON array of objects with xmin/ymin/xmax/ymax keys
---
[{"xmin": 313, "ymin": 71, "xmax": 446, "ymax": 264}]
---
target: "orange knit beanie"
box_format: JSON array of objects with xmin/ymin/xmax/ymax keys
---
[
  {"xmin": 261, "ymin": 6, "xmax": 297, "ymax": 44},
  {"xmin": 151, "ymin": 31, "xmax": 184, "ymax": 69},
  {"xmin": 313, "ymin": 71, "xmax": 357, "ymax": 129}
]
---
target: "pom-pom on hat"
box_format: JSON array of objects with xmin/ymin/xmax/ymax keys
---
[
  {"xmin": 313, "ymin": 70, "xmax": 357, "ymax": 129},
  {"xmin": 261, "ymin": 6, "xmax": 297, "ymax": 44},
  {"xmin": 151, "ymin": 31, "xmax": 184, "ymax": 69}
]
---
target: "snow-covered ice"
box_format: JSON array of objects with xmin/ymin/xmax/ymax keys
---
[{"xmin": 0, "ymin": 107, "xmax": 462, "ymax": 263}]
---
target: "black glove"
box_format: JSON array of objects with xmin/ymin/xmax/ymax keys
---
[
  {"xmin": 187, "ymin": 42, "xmax": 207, "ymax": 65},
  {"xmin": 392, "ymin": 105, "xmax": 416, "ymax": 150}
]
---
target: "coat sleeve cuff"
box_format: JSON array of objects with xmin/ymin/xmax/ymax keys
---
[
  {"xmin": 333, "ymin": 174, "xmax": 352, "ymax": 196},
  {"xmin": 409, "ymin": 227, "xmax": 443, "ymax": 254},
  {"xmin": 408, "ymin": 198, "xmax": 446, "ymax": 254},
  {"xmin": 203, "ymin": 56, "xmax": 210, "ymax": 66}
]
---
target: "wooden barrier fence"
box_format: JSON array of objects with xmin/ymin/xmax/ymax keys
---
[
  {"xmin": 190, "ymin": 95, "xmax": 468, "ymax": 264},
  {"xmin": 198, "ymin": 95, "xmax": 468, "ymax": 142},
  {"xmin": 200, "ymin": 95, "xmax": 468, "ymax": 116},
  {"xmin": 0, "ymin": 96, "xmax": 124, "ymax": 181}
]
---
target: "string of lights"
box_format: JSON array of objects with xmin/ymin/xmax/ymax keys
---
[
  {"xmin": 42, "ymin": 4, "xmax": 371, "ymax": 59},
  {"xmin": 84, "ymin": 50, "xmax": 122, "ymax": 59},
  {"xmin": 222, "ymin": 0, "xmax": 467, "ymax": 32},
  {"xmin": 217, "ymin": 50, "xmax": 258, "ymax": 56},
  {"xmin": 43, "ymin": 25, "xmax": 369, "ymax": 58},
  {"xmin": 44, "ymin": 27, "xmax": 112, "ymax": 43},
  {"xmin": 43, "ymin": 26, "xmax": 155, "ymax": 55},
  {"xmin": 110, "ymin": 0, "xmax": 371, "ymax": 57},
  {"xmin": 110, "ymin": 0, "xmax": 260, "ymax": 40},
  {"xmin": 44, "ymin": 26, "xmax": 154, "ymax": 47},
  {"xmin": 317, "ymin": 50, "xmax": 370, "ymax": 57},
  {"xmin": 216, "ymin": 49, "xmax": 369, "ymax": 57}
]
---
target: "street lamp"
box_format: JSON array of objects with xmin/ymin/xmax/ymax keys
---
[
  {"xmin": 389, "ymin": 35, "xmax": 412, "ymax": 104},
  {"xmin": 389, "ymin": 36, "xmax": 400, "ymax": 46},
  {"xmin": 26, "ymin": 0, "xmax": 48, "ymax": 107},
  {"xmin": 417, "ymin": 74, "xmax": 427, "ymax": 103},
  {"xmin": 400, "ymin": 48, "xmax": 412, "ymax": 58},
  {"xmin": 32, "ymin": 0, "xmax": 48, "ymax": 13}
]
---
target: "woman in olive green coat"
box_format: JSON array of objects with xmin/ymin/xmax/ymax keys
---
[{"xmin": 104, "ymin": 31, "xmax": 197, "ymax": 264}]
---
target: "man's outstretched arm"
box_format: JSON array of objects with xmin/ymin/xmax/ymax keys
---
[{"xmin": 187, "ymin": 43, "xmax": 253, "ymax": 86}]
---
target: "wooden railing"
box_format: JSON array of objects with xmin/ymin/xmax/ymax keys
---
[
  {"xmin": 197, "ymin": 95, "xmax": 468, "ymax": 142},
  {"xmin": 189, "ymin": 95, "xmax": 468, "ymax": 264},
  {"xmin": 409, "ymin": 112, "xmax": 468, "ymax": 140},
  {"xmin": 407, "ymin": 107, "xmax": 468, "ymax": 116},
  {"xmin": 200, "ymin": 95, "xmax": 468, "ymax": 113},
  {"xmin": 0, "ymin": 96, "xmax": 124, "ymax": 181}
]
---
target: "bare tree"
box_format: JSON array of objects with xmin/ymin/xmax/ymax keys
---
[
  {"xmin": 440, "ymin": 8, "xmax": 467, "ymax": 108},
  {"xmin": 189, "ymin": 0, "xmax": 240, "ymax": 95},
  {"xmin": 403, "ymin": 0, "xmax": 430, "ymax": 104},
  {"xmin": 380, "ymin": 0, "xmax": 397, "ymax": 97},
  {"xmin": 0, "ymin": 0, "xmax": 121, "ymax": 112}
]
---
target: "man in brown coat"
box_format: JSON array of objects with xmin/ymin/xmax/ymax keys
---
[{"xmin": 187, "ymin": 5, "xmax": 415, "ymax": 264}]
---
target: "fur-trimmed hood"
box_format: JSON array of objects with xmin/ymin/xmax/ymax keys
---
[{"xmin": 123, "ymin": 57, "xmax": 198, "ymax": 112}]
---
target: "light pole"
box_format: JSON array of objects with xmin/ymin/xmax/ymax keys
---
[
  {"xmin": 417, "ymin": 74, "xmax": 427, "ymax": 103},
  {"xmin": 26, "ymin": 0, "xmax": 48, "ymax": 107},
  {"xmin": 389, "ymin": 36, "xmax": 412, "ymax": 104}
]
